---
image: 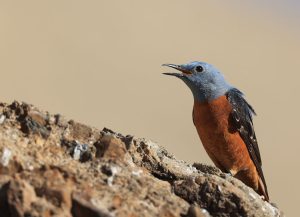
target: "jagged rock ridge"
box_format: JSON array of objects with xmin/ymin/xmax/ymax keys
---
[{"xmin": 0, "ymin": 101, "xmax": 283, "ymax": 217}]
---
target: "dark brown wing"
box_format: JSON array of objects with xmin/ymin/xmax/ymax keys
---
[
  {"xmin": 226, "ymin": 88, "xmax": 268, "ymax": 198},
  {"xmin": 192, "ymin": 108, "xmax": 196, "ymax": 126}
]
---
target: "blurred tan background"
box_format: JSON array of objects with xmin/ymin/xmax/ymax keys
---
[{"xmin": 0, "ymin": 1, "xmax": 299, "ymax": 215}]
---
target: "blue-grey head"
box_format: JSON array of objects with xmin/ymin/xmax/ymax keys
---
[{"xmin": 163, "ymin": 61, "xmax": 233, "ymax": 102}]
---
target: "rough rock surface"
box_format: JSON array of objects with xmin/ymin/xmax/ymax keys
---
[{"xmin": 0, "ymin": 101, "xmax": 283, "ymax": 217}]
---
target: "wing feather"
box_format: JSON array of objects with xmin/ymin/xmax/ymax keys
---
[{"xmin": 226, "ymin": 88, "xmax": 268, "ymax": 198}]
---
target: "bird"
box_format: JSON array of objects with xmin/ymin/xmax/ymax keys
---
[{"xmin": 162, "ymin": 61, "xmax": 269, "ymax": 201}]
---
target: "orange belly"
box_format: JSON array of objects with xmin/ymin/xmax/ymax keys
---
[{"xmin": 193, "ymin": 96, "xmax": 259, "ymax": 189}]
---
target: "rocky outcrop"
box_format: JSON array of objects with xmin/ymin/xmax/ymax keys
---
[{"xmin": 0, "ymin": 101, "xmax": 283, "ymax": 217}]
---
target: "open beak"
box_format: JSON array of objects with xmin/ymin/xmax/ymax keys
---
[{"xmin": 162, "ymin": 64, "xmax": 192, "ymax": 77}]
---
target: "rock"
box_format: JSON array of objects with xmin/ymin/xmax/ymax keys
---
[
  {"xmin": 65, "ymin": 120, "xmax": 93, "ymax": 141},
  {"xmin": 62, "ymin": 140, "xmax": 93, "ymax": 162},
  {"xmin": 0, "ymin": 114, "xmax": 6, "ymax": 125},
  {"xmin": 6, "ymin": 102, "xmax": 51, "ymax": 138},
  {"xmin": 7, "ymin": 176, "xmax": 37, "ymax": 217},
  {"xmin": 94, "ymin": 134, "xmax": 127, "ymax": 161},
  {"xmin": 72, "ymin": 143, "xmax": 90, "ymax": 161},
  {"xmin": 71, "ymin": 193, "xmax": 114, "ymax": 217},
  {"xmin": 1, "ymin": 148, "xmax": 12, "ymax": 167},
  {"xmin": 0, "ymin": 101, "xmax": 284, "ymax": 217},
  {"xmin": 185, "ymin": 205, "xmax": 210, "ymax": 217}
]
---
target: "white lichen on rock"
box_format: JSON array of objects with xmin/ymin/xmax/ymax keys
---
[
  {"xmin": 1, "ymin": 147, "xmax": 12, "ymax": 167},
  {"xmin": 0, "ymin": 114, "xmax": 5, "ymax": 124}
]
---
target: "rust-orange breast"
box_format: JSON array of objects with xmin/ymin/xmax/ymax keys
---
[{"xmin": 193, "ymin": 95, "xmax": 256, "ymax": 177}]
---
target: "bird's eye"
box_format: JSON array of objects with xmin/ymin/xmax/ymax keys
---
[{"xmin": 195, "ymin": 66, "xmax": 204, "ymax": 73}]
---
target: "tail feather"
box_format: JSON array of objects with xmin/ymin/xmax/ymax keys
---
[{"xmin": 258, "ymin": 176, "xmax": 269, "ymax": 201}]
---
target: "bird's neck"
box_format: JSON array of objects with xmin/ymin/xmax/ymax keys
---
[{"xmin": 191, "ymin": 85, "xmax": 232, "ymax": 103}]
